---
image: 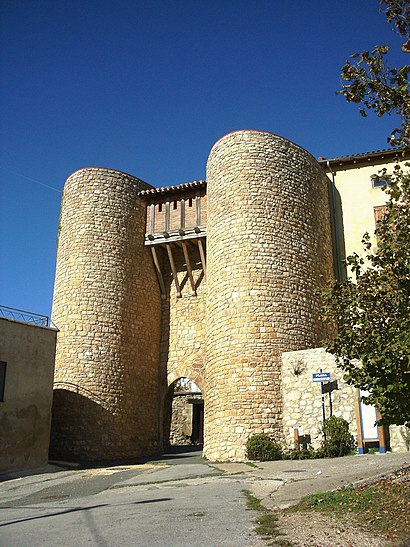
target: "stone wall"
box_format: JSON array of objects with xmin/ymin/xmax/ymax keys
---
[
  {"xmin": 204, "ymin": 130, "xmax": 335, "ymax": 461},
  {"xmin": 282, "ymin": 348, "xmax": 408, "ymax": 452},
  {"xmin": 169, "ymin": 393, "xmax": 203, "ymax": 445},
  {"xmin": 0, "ymin": 318, "xmax": 57, "ymax": 473},
  {"xmin": 50, "ymin": 168, "xmax": 162, "ymax": 460},
  {"xmin": 160, "ymin": 244, "xmax": 206, "ymax": 393},
  {"xmin": 282, "ymin": 348, "xmax": 357, "ymax": 450}
]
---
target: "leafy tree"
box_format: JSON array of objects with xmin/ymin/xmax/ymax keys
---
[
  {"xmin": 323, "ymin": 1, "xmax": 410, "ymax": 427},
  {"xmin": 322, "ymin": 167, "xmax": 410, "ymax": 426},
  {"xmin": 339, "ymin": 0, "xmax": 409, "ymax": 149}
]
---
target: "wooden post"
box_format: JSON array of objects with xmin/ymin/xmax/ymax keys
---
[
  {"xmin": 377, "ymin": 410, "xmax": 386, "ymax": 453},
  {"xmin": 182, "ymin": 241, "xmax": 196, "ymax": 295},
  {"xmin": 165, "ymin": 201, "xmax": 170, "ymax": 232},
  {"xmin": 195, "ymin": 195, "xmax": 201, "ymax": 226},
  {"xmin": 180, "ymin": 198, "xmax": 185, "ymax": 231},
  {"xmin": 293, "ymin": 428, "xmax": 299, "ymax": 451},
  {"xmin": 149, "ymin": 203, "xmax": 155, "ymax": 235},
  {"xmin": 166, "ymin": 244, "xmax": 182, "ymax": 297},
  {"xmin": 198, "ymin": 239, "xmax": 206, "ymax": 276},
  {"xmin": 355, "ymin": 390, "xmax": 364, "ymax": 454},
  {"xmin": 151, "ymin": 247, "xmax": 166, "ymax": 297}
]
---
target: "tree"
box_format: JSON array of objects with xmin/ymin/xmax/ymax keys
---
[
  {"xmin": 339, "ymin": 0, "xmax": 409, "ymax": 149},
  {"xmin": 323, "ymin": 1, "xmax": 410, "ymax": 426},
  {"xmin": 322, "ymin": 168, "xmax": 410, "ymax": 426}
]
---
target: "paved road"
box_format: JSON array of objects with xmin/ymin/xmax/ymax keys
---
[{"xmin": 0, "ymin": 450, "xmax": 408, "ymax": 546}]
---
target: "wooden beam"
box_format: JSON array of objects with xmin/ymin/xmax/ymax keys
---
[
  {"xmin": 151, "ymin": 247, "xmax": 166, "ymax": 297},
  {"xmin": 197, "ymin": 239, "xmax": 206, "ymax": 276},
  {"xmin": 166, "ymin": 244, "xmax": 182, "ymax": 297},
  {"xmin": 182, "ymin": 241, "xmax": 196, "ymax": 295}
]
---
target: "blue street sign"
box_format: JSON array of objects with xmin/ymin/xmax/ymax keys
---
[{"xmin": 312, "ymin": 372, "xmax": 331, "ymax": 382}]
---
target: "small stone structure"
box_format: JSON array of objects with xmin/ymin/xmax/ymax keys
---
[{"xmin": 50, "ymin": 130, "xmax": 407, "ymax": 462}]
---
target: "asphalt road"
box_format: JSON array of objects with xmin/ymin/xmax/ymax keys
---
[
  {"xmin": 0, "ymin": 449, "xmax": 408, "ymax": 547},
  {"xmin": 0, "ymin": 451, "xmax": 261, "ymax": 547}
]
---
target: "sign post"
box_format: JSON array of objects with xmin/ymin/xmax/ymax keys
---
[
  {"xmin": 312, "ymin": 372, "xmax": 339, "ymax": 446},
  {"xmin": 312, "ymin": 370, "xmax": 329, "ymax": 445}
]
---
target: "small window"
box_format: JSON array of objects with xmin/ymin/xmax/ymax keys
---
[
  {"xmin": 158, "ymin": 203, "xmax": 163, "ymax": 213},
  {"xmin": 173, "ymin": 200, "xmax": 178, "ymax": 210},
  {"xmin": 371, "ymin": 175, "xmax": 391, "ymax": 189},
  {"xmin": 188, "ymin": 198, "xmax": 193, "ymax": 207},
  {"xmin": 0, "ymin": 362, "xmax": 6, "ymax": 402},
  {"xmin": 374, "ymin": 205, "xmax": 388, "ymax": 224}
]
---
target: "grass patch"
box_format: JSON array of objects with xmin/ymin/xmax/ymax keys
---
[
  {"xmin": 243, "ymin": 490, "xmax": 293, "ymax": 546},
  {"xmin": 290, "ymin": 467, "xmax": 409, "ymax": 543},
  {"xmin": 244, "ymin": 490, "xmax": 265, "ymax": 511}
]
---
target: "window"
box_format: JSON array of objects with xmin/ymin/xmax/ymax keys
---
[
  {"xmin": 371, "ymin": 175, "xmax": 391, "ymax": 189},
  {"xmin": 374, "ymin": 205, "xmax": 388, "ymax": 225},
  {"xmin": 0, "ymin": 362, "xmax": 6, "ymax": 401}
]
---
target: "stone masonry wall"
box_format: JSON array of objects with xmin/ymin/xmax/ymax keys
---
[
  {"xmin": 50, "ymin": 168, "xmax": 162, "ymax": 460},
  {"xmin": 282, "ymin": 348, "xmax": 408, "ymax": 452},
  {"xmin": 204, "ymin": 130, "xmax": 335, "ymax": 461},
  {"xmin": 169, "ymin": 393, "xmax": 203, "ymax": 445},
  {"xmin": 160, "ymin": 244, "xmax": 206, "ymax": 393},
  {"xmin": 282, "ymin": 348, "xmax": 357, "ymax": 449}
]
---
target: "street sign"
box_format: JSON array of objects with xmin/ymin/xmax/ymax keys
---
[{"xmin": 312, "ymin": 372, "xmax": 331, "ymax": 382}]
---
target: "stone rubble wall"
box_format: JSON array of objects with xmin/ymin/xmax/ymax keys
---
[
  {"xmin": 282, "ymin": 348, "xmax": 357, "ymax": 449},
  {"xmin": 169, "ymin": 393, "xmax": 203, "ymax": 445},
  {"xmin": 204, "ymin": 130, "xmax": 335, "ymax": 461},
  {"xmin": 282, "ymin": 348, "xmax": 407, "ymax": 452},
  {"xmin": 50, "ymin": 168, "xmax": 162, "ymax": 460},
  {"xmin": 159, "ymin": 245, "xmax": 206, "ymax": 394}
]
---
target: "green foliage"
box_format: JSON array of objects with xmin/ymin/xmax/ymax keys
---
[
  {"xmin": 243, "ymin": 490, "xmax": 292, "ymax": 545},
  {"xmin": 246, "ymin": 434, "xmax": 282, "ymax": 461},
  {"xmin": 283, "ymin": 447, "xmax": 318, "ymax": 460},
  {"xmin": 339, "ymin": 0, "xmax": 410, "ymax": 149},
  {"xmin": 321, "ymin": 416, "xmax": 356, "ymax": 457},
  {"xmin": 291, "ymin": 468, "xmax": 410, "ymax": 543},
  {"xmin": 322, "ymin": 170, "xmax": 410, "ymax": 426}
]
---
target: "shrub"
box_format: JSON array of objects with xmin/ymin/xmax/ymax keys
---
[
  {"xmin": 284, "ymin": 447, "xmax": 318, "ymax": 460},
  {"xmin": 246, "ymin": 434, "xmax": 282, "ymax": 461},
  {"xmin": 321, "ymin": 416, "xmax": 355, "ymax": 457}
]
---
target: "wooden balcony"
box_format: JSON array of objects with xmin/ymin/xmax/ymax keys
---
[{"xmin": 140, "ymin": 181, "xmax": 207, "ymax": 297}]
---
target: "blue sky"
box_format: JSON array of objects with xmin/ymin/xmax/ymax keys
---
[{"xmin": 0, "ymin": 0, "xmax": 406, "ymax": 318}]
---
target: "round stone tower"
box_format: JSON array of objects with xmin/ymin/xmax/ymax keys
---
[
  {"xmin": 50, "ymin": 167, "xmax": 162, "ymax": 460},
  {"xmin": 204, "ymin": 130, "xmax": 334, "ymax": 461}
]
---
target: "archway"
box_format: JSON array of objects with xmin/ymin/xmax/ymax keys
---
[{"xmin": 164, "ymin": 377, "xmax": 204, "ymax": 451}]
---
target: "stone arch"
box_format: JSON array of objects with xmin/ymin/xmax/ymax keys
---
[{"xmin": 167, "ymin": 368, "xmax": 205, "ymax": 395}]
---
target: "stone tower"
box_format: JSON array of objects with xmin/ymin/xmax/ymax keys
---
[
  {"xmin": 50, "ymin": 168, "xmax": 162, "ymax": 460},
  {"xmin": 50, "ymin": 130, "xmax": 334, "ymax": 462},
  {"xmin": 204, "ymin": 130, "xmax": 334, "ymax": 461}
]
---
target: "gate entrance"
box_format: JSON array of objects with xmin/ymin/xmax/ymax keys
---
[{"xmin": 166, "ymin": 377, "xmax": 203, "ymax": 448}]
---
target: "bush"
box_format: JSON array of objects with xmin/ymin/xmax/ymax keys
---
[
  {"xmin": 246, "ymin": 434, "xmax": 282, "ymax": 461},
  {"xmin": 321, "ymin": 416, "xmax": 356, "ymax": 457},
  {"xmin": 284, "ymin": 447, "xmax": 318, "ymax": 460}
]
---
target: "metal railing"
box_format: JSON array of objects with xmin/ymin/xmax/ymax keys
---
[{"xmin": 0, "ymin": 305, "xmax": 49, "ymax": 327}]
